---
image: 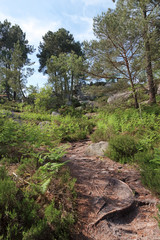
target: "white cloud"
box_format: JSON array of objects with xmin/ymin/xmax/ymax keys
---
[
  {"xmin": 82, "ymin": 0, "xmax": 113, "ymax": 6},
  {"xmin": 71, "ymin": 0, "xmax": 113, "ymax": 7},
  {"xmin": 75, "ymin": 17, "xmax": 95, "ymax": 41},
  {"xmin": 21, "ymin": 19, "xmax": 61, "ymax": 46},
  {"xmin": 0, "ymin": 12, "xmax": 61, "ymax": 46},
  {"xmin": 64, "ymin": 13, "xmax": 94, "ymax": 41}
]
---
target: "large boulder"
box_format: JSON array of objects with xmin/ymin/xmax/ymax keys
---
[
  {"xmin": 85, "ymin": 141, "xmax": 109, "ymax": 157},
  {"xmin": 107, "ymin": 91, "xmax": 132, "ymax": 104}
]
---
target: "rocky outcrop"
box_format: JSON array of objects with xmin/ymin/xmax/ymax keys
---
[
  {"xmin": 85, "ymin": 141, "xmax": 109, "ymax": 156},
  {"xmin": 107, "ymin": 91, "xmax": 132, "ymax": 104}
]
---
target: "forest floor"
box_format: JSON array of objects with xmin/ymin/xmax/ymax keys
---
[{"xmin": 64, "ymin": 140, "xmax": 160, "ymax": 240}]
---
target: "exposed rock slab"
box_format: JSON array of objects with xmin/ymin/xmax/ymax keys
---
[
  {"xmin": 107, "ymin": 91, "xmax": 132, "ymax": 104},
  {"xmin": 93, "ymin": 178, "xmax": 134, "ymax": 226},
  {"xmin": 85, "ymin": 141, "xmax": 109, "ymax": 156}
]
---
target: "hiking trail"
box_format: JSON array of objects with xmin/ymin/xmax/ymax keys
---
[{"xmin": 64, "ymin": 140, "xmax": 160, "ymax": 240}]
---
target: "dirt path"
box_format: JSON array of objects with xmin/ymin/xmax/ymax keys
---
[{"xmin": 64, "ymin": 140, "xmax": 160, "ymax": 240}]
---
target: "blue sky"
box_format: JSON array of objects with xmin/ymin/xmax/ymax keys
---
[{"xmin": 0, "ymin": 0, "xmax": 115, "ymax": 88}]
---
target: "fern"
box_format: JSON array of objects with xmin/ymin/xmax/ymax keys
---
[{"xmin": 41, "ymin": 178, "xmax": 51, "ymax": 194}]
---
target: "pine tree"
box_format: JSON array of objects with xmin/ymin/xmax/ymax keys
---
[
  {"xmin": 84, "ymin": 6, "xmax": 143, "ymax": 108},
  {"xmin": 112, "ymin": 0, "xmax": 160, "ymax": 104},
  {"xmin": 0, "ymin": 20, "xmax": 34, "ymax": 100}
]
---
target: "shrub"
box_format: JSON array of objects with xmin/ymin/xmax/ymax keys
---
[
  {"xmin": 45, "ymin": 200, "xmax": 75, "ymax": 240},
  {"xmin": 135, "ymin": 149, "xmax": 160, "ymax": 195},
  {"xmin": 107, "ymin": 135, "xmax": 138, "ymax": 163},
  {"xmin": 140, "ymin": 161, "xmax": 160, "ymax": 195},
  {"xmin": 0, "ymin": 167, "xmax": 41, "ymax": 240},
  {"xmin": 90, "ymin": 128, "xmax": 115, "ymax": 143}
]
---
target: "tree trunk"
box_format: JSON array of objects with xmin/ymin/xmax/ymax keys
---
[
  {"xmin": 124, "ymin": 52, "xmax": 139, "ymax": 109},
  {"xmin": 13, "ymin": 91, "xmax": 16, "ymax": 101},
  {"xmin": 143, "ymin": 8, "xmax": 156, "ymax": 104},
  {"xmin": 145, "ymin": 39, "xmax": 156, "ymax": 104},
  {"xmin": 5, "ymin": 81, "xmax": 10, "ymax": 101},
  {"xmin": 71, "ymin": 72, "xmax": 74, "ymax": 99}
]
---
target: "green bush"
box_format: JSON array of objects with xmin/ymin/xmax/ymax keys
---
[
  {"xmin": 45, "ymin": 200, "xmax": 74, "ymax": 240},
  {"xmin": 108, "ymin": 135, "xmax": 138, "ymax": 163},
  {"xmin": 34, "ymin": 86, "xmax": 63, "ymax": 112},
  {"xmin": 0, "ymin": 167, "xmax": 41, "ymax": 240},
  {"xmin": 140, "ymin": 162, "xmax": 160, "ymax": 195},
  {"xmin": 90, "ymin": 128, "xmax": 115, "ymax": 142},
  {"xmin": 22, "ymin": 220, "xmax": 54, "ymax": 240},
  {"xmin": 135, "ymin": 149, "xmax": 160, "ymax": 195}
]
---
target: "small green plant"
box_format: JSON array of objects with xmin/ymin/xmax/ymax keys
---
[{"xmin": 107, "ymin": 135, "xmax": 138, "ymax": 163}]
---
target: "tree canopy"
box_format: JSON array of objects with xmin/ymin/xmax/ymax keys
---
[
  {"xmin": 0, "ymin": 20, "xmax": 35, "ymax": 100},
  {"xmin": 47, "ymin": 52, "xmax": 85, "ymax": 102},
  {"xmin": 37, "ymin": 28, "xmax": 83, "ymax": 74},
  {"xmin": 84, "ymin": 0, "xmax": 160, "ymax": 106},
  {"xmin": 111, "ymin": 0, "xmax": 160, "ymax": 103}
]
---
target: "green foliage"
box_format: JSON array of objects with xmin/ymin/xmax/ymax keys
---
[
  {"xmin": 17, "ymin": 157, "xmax": 37, "ymax": 176},
  {"xmin": 135, "ymin": 150, "xmax": 160, "ymax": 195},
  {"xmin": 107, "ymin": 135, "xmax": 138, "ymax": 163},
  {"xmin": 58, "ymin": 105, "xmax": 83, "ymax": 117},
  {"xmin": 47, "ymin": 52, "xmax": 86, "ymax": 101},
  {"xmin": 93, "ymin": 106, "xmax": 160, "ymax": 198},
  {"xmin": 34, "ymin": 86, "xmax": 61, "ymax": 112},
  {"xmin": 0, "ymin": 130, "xmax": 76, "ymax": 240},
  {"xmin": 0, "ymin": 167, "xmax": 42, "ymax": 240},
  {"xmin": 20, "ymin": 112, "xmax": 53, "ymax": 121},
  {"xmin": 45, "ymin": 200, "xmax": 75, "ymax": 240},
  {"xmin": 22, "ymin": 220, "xmax": 54, "ymax": 240},
  {"xmin": 90, "ymin": 119, "xmax": 115, "ymax": 142},
  {"xmin": 0, "ymin": 20, "xmax": 34, "ymax": 101},
  {"xmin": 95, "ymin": 107, "xmax": 160, "ymax": 151},
  {"xmin": 150, "ymin": 148, "xmax": 160, "ymax": 167},
  {"xmin": 37, "ymin": 28, "xmax": 82, "ymax": 73},
  {"xmin": 0, "ymin": 111, "xmax": 94, "ymax": 164}
]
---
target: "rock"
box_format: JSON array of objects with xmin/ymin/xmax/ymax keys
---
[
  {"xmin": 85, "ymin": 141, "xmax": 109, "ymax": 157},
  {"xmin": 51, "ymin": 111, "xmax": 60, "ymax": 116},
  {"xmin": 79, "ymin": 100, "xmax": 94, "ymax": 106},
  {"xmin": 75, "ymin": 106, "xmax": 83, "ymax": 111},
  {"xmin": 139, "ymin": 100, "xmax": 148, "ymax": 105},
  {"xmin": 66, "ymin": 100, "xmax": 72, "ymax": 106},
  {"xmin": 93, "ymin": 178, "xmax": 134, "ymax": 226},
  {"xmin": 85, "ymin": 113, "xmax": 97, "ymax": 119},
  {"xmin": 38, "ymin": 121, "xmax": 51, "ymax": 128},
  {"xmin": 156, "ymin": 84, "xmax": 160, "ymax": 95},
  {"xmin": 107, "ymin": 91, "xmax": 132, "ymax": 104}
]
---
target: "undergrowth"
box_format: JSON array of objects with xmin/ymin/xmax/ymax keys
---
[
  {"xmin": 0, "ymin": 106, "xmax": 85, "ymax": 239},
  {"xmin": 94, "ymin": 105, "xmax": 160, "ymax": 195}
]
